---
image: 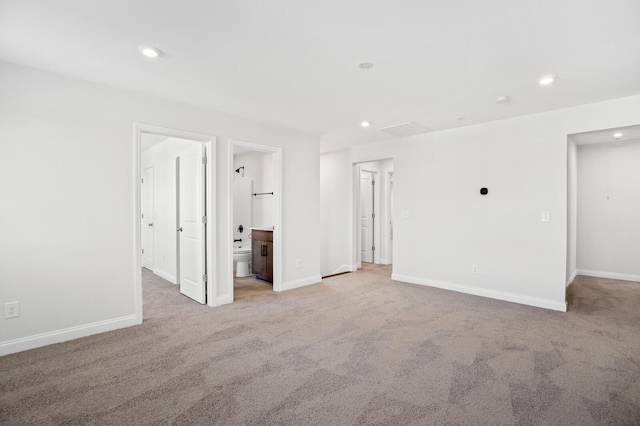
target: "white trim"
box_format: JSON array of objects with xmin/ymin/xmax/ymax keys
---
[
  {"xmin": 352, "ymin": 164, "xmax": 361, "ymax": 269},
  {"xmin": 328, "ymin": 264, "xmax": 356, "ymax": 276},
  {"xmin": 217, "ymin": 294, "xmax": 233, "ymax": 305},
  {"xmin": 282, "ymin": 275, "xmax": 322, "ymax": 291},
  {"xmin": 134, "ymin": 123, "xmax": 217, "ymax": 314},
  {"xmin": 153, "ymin": 268, "xmax": 177, "ymax": 284},
  {"xmin": 576, "ymin": 269, "xmax": 640, "ymax": 283},
  {"xmin": 567, "ymin": 269, "xmax": 578, "ymax": 287},
  {"xmin": 228, "ymin": 140, "xmax": 283, "ymax": 301},
  {"xmin": 0, "ymin": 315, "xmax": 138, "ymax": 356},
  {"xmin": 391, "ymin": 273, "xmax": 567, "ymax": 312}
]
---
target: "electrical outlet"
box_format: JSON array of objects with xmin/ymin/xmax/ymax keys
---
[
  {"xmin": 472, "ymin": 265, "xmax": 479, "ymax": 275},
  {"xmin": 296, "ymin": 259, "xmax": 302, "ymax": 269},
  {"xmin": 5, "ymin": 301, "xmax": 19, "ymax": 319},
  {"xmin": 401, "ymin": 211, "xmax": 410, "ymax": 219}
]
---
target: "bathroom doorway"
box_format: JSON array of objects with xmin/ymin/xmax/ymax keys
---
[
  {"xmin": 134, "ymin": 123, "xmax": 217, "ymax": 320},
  {"xmin": 227, "ymin": 140, "xmax": 282, "ymax": 302}
]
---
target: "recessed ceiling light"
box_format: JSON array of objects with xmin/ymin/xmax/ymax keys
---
[
  {"xmin": 358, "ymin": 62, "xmax": 373, "ymax": 69},
  {"xmin": 360, "ymin": 121, "xmax": 371, "ymax": 128},
  {"xmin": 613, "ymin": 132, "xmax": 624, "ymax": 139},
  {"xmin": 138, "ymin": 45, "xmax": 161, "ymax": 58},
  {"xmin": 456, "ymin": 117, "xmax": 465, "ymax": 121},
  {"xmin": 494, "ymin": 95, "xmax": 510, "ymax": 104},
  {"xmin": 538, "ymin": 75, "xmax": 556, "ymax": 85}
]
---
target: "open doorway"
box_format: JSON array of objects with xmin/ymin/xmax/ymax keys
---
[
  {"xmin": 227, "ymin": 140, "xmax": 282, "ymax": 302},
  {"xmin": 134, "ymin": 124, "xmax": 216, "ymax": 321},
  {"xmin": 566, "ymin": 124, "xmax": 640, "ymax": 306},
  {"xmin": 353, "ymin": 159, "xmax": 394, "ymax": 273}
]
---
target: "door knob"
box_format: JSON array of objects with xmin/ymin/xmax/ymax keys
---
[
  {"xmin": 177, "ymin": 227, "xmax": 183, "ymax": 232},
  {"xmin": 148, "ymin": 223, "xmax": 153, "ymax": 227}
]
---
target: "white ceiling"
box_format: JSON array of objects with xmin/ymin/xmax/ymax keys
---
[{"xmin": 2, "ymin": 0, "xmax": 640, "ymax": 152}]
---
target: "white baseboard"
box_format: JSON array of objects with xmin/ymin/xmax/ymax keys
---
[
  {"xmin": 217, "ymin": 294, "xmax": 233, "ymax": 305},
  {"xmin": 577, "ymin": 269, "xmax": 640, "ymax": 283},
  {"xmin": 328, "ymin": 264, "xmax": 356, "ymax": 276},
  {"xmin": 282, "ymin": 275, "xmax": 322, "ymax": 291},
  {"xmin": 153, "ymin": 268, "xmax": 177, "ymax": 284},
  {"xmin": 0, "ymin": 314, "xmax": 140, "ymax": 357},
  {"xmin": 567, "ymin": 270, "xmax": 578, "ymax": 287},
  {"xmin": 391, "ymin": 273, "xmax": 567, "ymax": 312}
]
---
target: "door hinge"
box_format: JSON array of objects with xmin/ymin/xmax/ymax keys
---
[
  {"xmin": 202, "ymin": 215, "xmax": 207, "ymax": 224},
  {"xmin": 142, "ymin": 248, "xmax": 144, "ymax": 254},
  {"xmin": 202, "ymin": 156, "xmax": 207, "ymax": 165},
  {"xmin": 372, "ymin": 246, "xmax": 375, "ymax": 252},
  {"xmin": 372, "ymin": 213, "xmax": 375, "ymax": 219},
  {"xmin": 141, "ymin": 178, "xmax": 144, "ymax": 184},
  {"xmin": 141, "ymin": 213, "xmax": 144, "ymax": 219},
  {"xmin": 203, "ymin": 274, "xmax": 208, "ymax": 283},
  {"xmin": 372, "ymin": 180, "xmax": 375, "ymax": 186}
]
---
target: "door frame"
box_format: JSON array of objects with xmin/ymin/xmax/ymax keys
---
[
  {"xmin": 354, "ymin": 166, "xmax": 380, "ymax": 268},
  {"xmin": 227, "ymin": 139, "xmax": 283, "ymax": 300},
  {"xmin": 133, "ymin": 123, "xmax": 217, "ymax": 322},
  {"xmin": 384, "ymin": 169, "xmax": 393, "ymax": 265}
]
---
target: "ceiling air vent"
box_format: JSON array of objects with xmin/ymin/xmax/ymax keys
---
[{"xmin": 378, "ymin": 122, "xmax": 430, "ymax": 137}]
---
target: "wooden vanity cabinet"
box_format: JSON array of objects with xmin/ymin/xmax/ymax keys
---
[{"xmin": 252, "ymin": 229, "xmax": 273, "ymax": 283}]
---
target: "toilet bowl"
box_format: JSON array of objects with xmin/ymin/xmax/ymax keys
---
[{"xmin": 233, "ymin": 247, "xmax": 252, "ymax": 277}]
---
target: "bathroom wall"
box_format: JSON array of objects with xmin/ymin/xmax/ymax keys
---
[
  {"xmin": 233, "ymin": 180, "xmax": 252, "ymax": 246},
  {"xmin": 233, "ymin": 150, "xmax": 275, "ymax": 229}
]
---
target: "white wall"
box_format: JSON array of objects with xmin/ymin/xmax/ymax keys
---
[
  {"xmin": 320, "ymin": 149, "xmax": 353, "ymax": 276},
  {"xmin": 233, "ymin": 150, "xmax": 274, "ymax": 230},
  {"xmin": 233, "ymin": 180, "xmax": 252, "ymax": 246},
  {"xmin": 320, "ymin": 95, "xmax": 640, "ymax": 311},
  {"xmin": 566, "ymin": 137, "xmax": 578, "ymax": 285},
  {"xmin": 141, "ymin": 137, "xmax": 196, "ymax": 283},
  {"xmin": 576, "ymin": 140, "xmax": 640, "ymax": 281},
  {"xmin": 0, "ymin": 61, "xmax": 320, "ymax": 355}
]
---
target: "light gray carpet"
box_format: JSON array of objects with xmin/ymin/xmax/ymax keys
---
[
  {"xmin": 233, "ymin": 275, "xmax": 273, "ymax": 301},
  {"xmin": 1, "ymin": 265, "xmax": 639, "ymax": 425}
]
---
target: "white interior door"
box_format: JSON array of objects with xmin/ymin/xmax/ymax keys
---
[
  {"xmin": 360, "ymin": 171, "xmax": 374, "ymax": 263},
  {"xmin": 178, "ymin": 144, "xmax": 207, "ymax": 304},
  {"xmin": 142, "ymin": 166, "xmax": 154, "ymax": 270}
]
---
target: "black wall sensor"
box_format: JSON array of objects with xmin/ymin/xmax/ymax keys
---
[{"xmin": 480, "ymin": 188, "xmax": 488, "ymax": 195}]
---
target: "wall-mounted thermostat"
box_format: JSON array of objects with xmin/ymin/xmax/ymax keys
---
[{"xmin": 480, "ymin": 188, "xmax": 488, "ymax": 195}]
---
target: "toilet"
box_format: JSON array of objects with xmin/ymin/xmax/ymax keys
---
[{"xmin": 233, "ymin": 246, "xmax": 252, "ymax": 277}]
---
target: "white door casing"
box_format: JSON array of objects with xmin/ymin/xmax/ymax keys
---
[
  {"xmin": 178, "ymin": 144, "xmax": 207, "ymax": 304},
  {"xmin": 142, "ymin": 166, "xmax": 154, "ymax": 270},
  {"xmin": 389, "ymin": 171, "xmax": 394, "ymax": 264},
  {"xmin": 360, "ymin": 171, "xmax": 374, "ymax": 263}
]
